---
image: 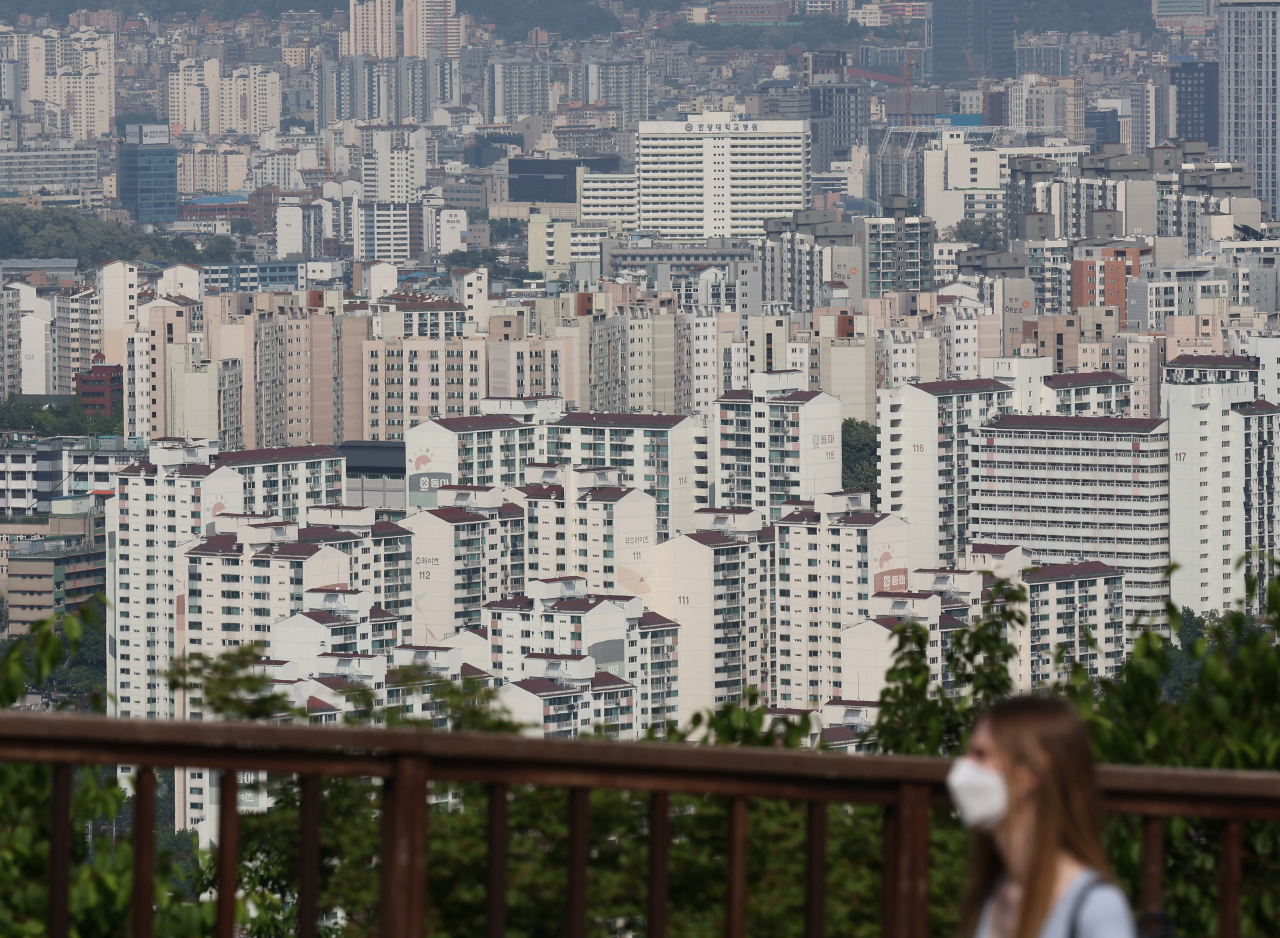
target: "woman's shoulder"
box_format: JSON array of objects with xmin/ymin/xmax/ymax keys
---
[{"xmin": 1074, "ymin": 879, "xmax": 1135, "ymax": 938}]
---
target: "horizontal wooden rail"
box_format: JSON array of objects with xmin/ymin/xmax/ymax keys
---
[{"xmin": 7, "ymin": 712, "xmax": 1279, "ymax": 938}]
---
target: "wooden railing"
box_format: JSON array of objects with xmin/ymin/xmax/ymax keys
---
[{"xmin": 5, "ymin": 712, "xmax": 1280, "ymax": 938}]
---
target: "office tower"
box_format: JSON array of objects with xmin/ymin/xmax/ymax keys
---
[
  {"xmin": 636, "ymin": 112, "xmax": 810, "ymax": 239},
  {"xmin": 484, "ymin": 58, "xmax": 551, "ymax": 123},
  {"xmin": 933, "ymin": 0, "xmax": 1015, "ymax": 83},
  {"xmin": 119, "ymin": 124, "xmax": 177, "ymax": 224},
  {"xmin": 346, "ymin": 0, "xmax": 396, "ymax": 58},
  {"xmin": 1171, "ymin": 61, "xmax": 1219, "ymax": 148},
  {"xmin": 569, "ymin": 60, "xmax": 650, "ymax": 128},
  {"xmin": 1220, "ymin": 0, "xmax": 1280, "ymax": 210},
  {"xmin": 404, "ymin": 0, "xmax": 464, "ymax": 58}
]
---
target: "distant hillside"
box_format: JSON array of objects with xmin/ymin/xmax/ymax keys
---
[
  {"xmin": 0, "ymin": 205, "xmax": 244, "ymax": 271},
  {"xmin": 1015, "ymin": 0, "xmax": 1155, "ymax": 38},
  {"xmin": 3, "ymin": 0, "xmax": 1153, "ymax": 51}
]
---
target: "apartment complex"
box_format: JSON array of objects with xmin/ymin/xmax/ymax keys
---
[{"xmin": 967, "ymin": 414, "xmax": 1171, "ymax": 634}]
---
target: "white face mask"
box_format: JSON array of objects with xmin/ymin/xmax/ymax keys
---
[{"xmin": 946, "ymin": 756, "xmax": 1009, "ymax": 831}]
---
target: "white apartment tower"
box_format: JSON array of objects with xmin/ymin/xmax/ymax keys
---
[
  {"xmin": 715, "ymin": 371, "xmax": 843, "ymax": 521},
  {"xmin": 404, "ymin": 0, "xmax": 464, "ymax": 57},
  {"xmin": 877, "ymin": 378, "xmax": 1013, "ymax": 569},
  {"xmin": 967, "ymin": 414, "xmax": 1172, "ymax": 636},
  {"xmin": 1163, "ymin": 353, "xmax": 1272, "ymax": 616},
  {"xmin": 1220, "ymin": 0, "xmax": 1280, "ymax": 213},
  {"xmin": 346, "ymin": 0, "xmax": 397, "ymax": 58},
  {"xmin": 635, "ymin": 113, "xmax": 810, "ymax": 238}
]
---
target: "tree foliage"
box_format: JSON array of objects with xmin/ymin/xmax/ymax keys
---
[
  {"xmin": 658, "ymin": 15, "xmax": 867, "ymax": 51},
  {"xmin": 0, "ymin": 599, "xmax": 217, "ymax": 936},
  {"xmin": 6, "ymin": 571, "xmax": 1280, "ymax": 935},
  {"xmin": 940, "ymin": 217, "xmax": 1005, "ymax": 254},
  {"xmin": 0, "ymin": 395, "xmax": 123, "ymax": 438},
  {"xmin": 1014, "ymin": 0, "xmax": 1154, "ymax": 39},
  {"xmin": 0, "ymin": 205, "xmax": 237, "ymax": 273},
  {"xmin": 841, "ymin": 419, "xmax": 879, "ymax": 505}
]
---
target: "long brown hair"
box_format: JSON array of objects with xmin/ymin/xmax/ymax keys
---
[{"xmin": 957, "ymin": 697, "xmax": 1112, "ymax": 938}]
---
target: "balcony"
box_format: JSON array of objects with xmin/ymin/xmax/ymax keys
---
[{"xmin": 3, "ymin": 713, "xmax": 1276, "ymax": 938}]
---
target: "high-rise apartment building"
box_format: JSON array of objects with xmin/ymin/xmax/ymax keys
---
[
  {"xmin": 0, "ymin": 287, "xmax": 21, "ymax": 402},
  {"xmin": 569, "ymin": 60, "xmax": 650, "ymax": 128},
  {"xmin": 878, "ymin": 378, "xmax": 1013, "ymax": 569},
  {"xmin": 548, "ymin": 412, "xmax": 710, "ymax": 540},
  {"xmin": 635, "ymin": 113, "xmax": 810, "ymax": 239},
  {"xmin": 404, "ymin": 0, "xmax": 464, "ymax": 57},
  {"xmin": 52, "ymin": 289, "xmax": 99, "ymax": 395},
  {"xmin": 716, "ymin": 371, "xmax": 843, "ymax": 521},
  {"xmin": 967, "ymin": 414, "xmax": 1172, "ymax": 634},
  {"xmin": 1220, "ymin": 0, "xmax": 1280, "ymax": 211},
  {"xmin": 484, "ymin": 59, "xmax": 551, "ymax": 123},
  {"xmin": 345, "ymin": 0, "xmax": 397, "ymax": 58},
  {"xmin": 1163, "ymin": 354, "xmax": 1273, "ymax": 615},
  {"xmin": 854, "ymin": 196, "xmax": 936, "ymax": 298},
  {"xmin": 166, "ymin": 60, "xmax": 280, "ymax": 136}
]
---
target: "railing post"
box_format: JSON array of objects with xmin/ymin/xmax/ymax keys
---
[
  {"xmin": 379, "ymin": 755, "xmax": 430, "ymax": 938},
  {"xmin": 884, "ymin": 783, "xmax": 929, "ymax": 938},
  {"xmin": 217, "ymin": 770, "xmax": 240, "ymax": 938},
  {"xmin": 298, "ymin": 774, "xmax": 322, "ymax": 938},
  {"xmin": 131, "ymin": 766, "xmax": 155, "ymax": 938},
  {"xmin": 805, "ymin": 801, "xmax": 827, "ymax": 938},
  {"xmin": 487, "ymin": 782, "xmax": 509, "ymax": 938},
  {"xmin": 1219, "ymin": 819, "xmax": 1242, "ymax": 938},
  {"xmin": 1138, "ymin": 816, "xmax": 1166, "ymax": 938},
  {"xmin": 48, "ymin": 763, "xmax": 72, "ymax": 938},
  {"xmin": 648, "ymin": 791, "xmax": 670, "ymax": 938},
  {"xmin": 726, "ymin": 797, "xmax": 749, "ymax": 938},
  {"xmin": 567, "ymin": 787, "xmax": 590, "ymax": 938},
  {"xmin": 882, "ymin": 800, "xmax": 898, "ymax": 938}
]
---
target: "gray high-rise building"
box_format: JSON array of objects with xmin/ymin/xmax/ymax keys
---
[
  {"xmin": 809, "ymin": 81, "xmax": 871, "ymax": 163},
  {"xmin": 568, "ymin": 59, "xmax": 650, "ymax": 128},
  {"xmin": 1220, "ymin": 0, "xmax": 1278, "ymax": 211},
  {"xmin": 1171, "ymin": 60, "xmax": 1219, "ymax": 148},
  {"xmin": 314, "ymin": 53, "xmax": 458, "ymax": 125},
  {"xmin": 933, "ymin": 0, "xmax": 1015, "ymax": 83},
  {"xmin": 484, "ymin": 59, "xmax": 551, "ymax": 123}
]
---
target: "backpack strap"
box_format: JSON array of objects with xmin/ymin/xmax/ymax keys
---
[{"xmin": 1067, "ymin": 872, "xmax": 1107, "ymax": 938}]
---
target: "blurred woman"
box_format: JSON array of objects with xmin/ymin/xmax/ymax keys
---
[{"xmin": 946, "ymin": 697, "xmax": 1136, "ymax": 938}]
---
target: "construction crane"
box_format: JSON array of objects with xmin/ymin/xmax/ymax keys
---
[
  {"xmin": 961, "ymin": 46, "xmax": 988, "ymax": 127},
  {"xmin": 896, "ymin": 16, "xmax": 915, "ymax": 128}
]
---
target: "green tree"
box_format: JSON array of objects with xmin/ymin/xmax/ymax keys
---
[
  {"xmin": 841, "ymin": 419, "xmax": 879, "ymax": 505},
  {"xmin": 940, "ymin": 217, "xmax": 1005, "ymax": 253},
  {"xmin": 0, "ymin": 395, "xmax": 123, "ymax": 437},
  {"xmin": 0, "ymin": 600, "xmax": 218, "ymax": 936}
]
